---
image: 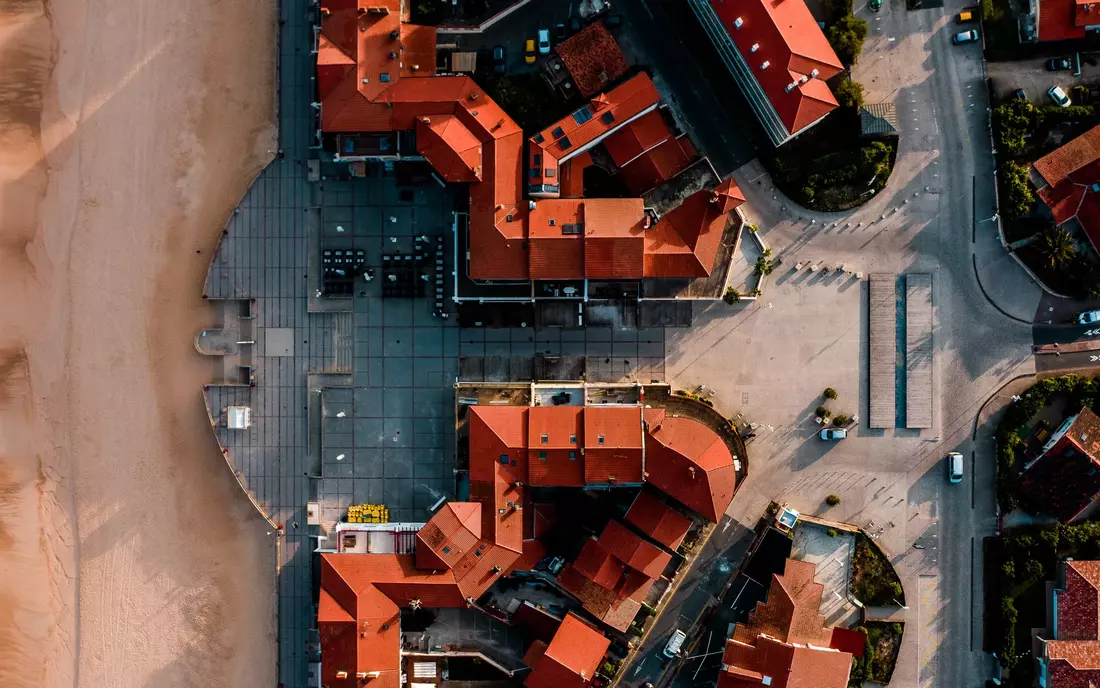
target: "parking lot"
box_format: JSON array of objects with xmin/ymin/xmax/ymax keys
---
[{"xmin": 988, "ymin": 53, "xmax": 1100, "ymax": 104}]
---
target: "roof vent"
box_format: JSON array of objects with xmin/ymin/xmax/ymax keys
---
[
  {"xmin": 733, "ymin": 16, "xmax": 744, "ymax": 27},
  {"xmin": 750, "ymin": 43, "xmax": 760, "ymax": 52},
  {"xmin": 762, "ymin": 678, "xmax": 772, "ymax": 686},
  {"xmin": 811, "ymin": 68, "xmax": 820, "ymax": 77},
  {"xmin": 760, "ymin": 61, "xmax": 770, "ymax": 70},
  {"xmin": 337, "ymin": 671, "xmax": 349, "ymax": 679},
  {"xmin": 799, "ymin": 75, "xmax": 808, "ymax": 83},
  {"xmin": 785, "ymin": 82, "xmax": 797, "ymax": 93},
  {"xmin": 1093, "ymin": 184, "xmax": 1100, "ymax": 192},
  {"xmin": 389, "ymin": 29, "xmax": 399, "ymax": 39},
  {"xmin": 388, "ymin": 50, "xmax": 397, "ymax": 59},
  {"xmin": 469, "ymin": 92, "xmax": 480, "ymax": 101},
  {"xmin": 598, "ymin": 435, "xmax": 605, "ymax": 445}
]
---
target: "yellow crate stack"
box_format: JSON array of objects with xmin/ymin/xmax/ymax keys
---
[{"xmin": 347, "ymin": 504, "xmax": 389, "ymax": 523}]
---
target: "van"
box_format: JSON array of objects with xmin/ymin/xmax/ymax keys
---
[
  {"xmin": 663, "ymin": 629, "xmax": 687, "ymax": 658},
  {"xmin": 947, "ymin": 452, "xmax": 964, "ymax": 483}
]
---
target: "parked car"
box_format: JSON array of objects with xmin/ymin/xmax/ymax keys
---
[
  {"xmin": 946, "ymin": 452, "xmax": 964, "ymax": 483},
  {"xmin": 524, "ymin": 38, "xmax": 536, "ymax": 64},
  {"xmin": 956, "ymin": 9, "xmax": 975, "ymax": 22},
  {"xmin": 1013, "ymin": 88, "xmax": 1027, "ymax": 100},
  {"xmin": 603, "ymin": 13, "xmax": 622, "ymax": 27},
  {"xmin": 952, "ymin": 29, "xmax": 979, "ymax": 44},
  {"xmin": 1049, "ymin": 85, "xmax": 1072, "ymax": 107},
  {"xmin": 569, "ymin": 15, "xmax": 582, "ymax": 33},
  {"xmin": 555, "ymin": 23, "xmax": 567, "ymax": 41},
  {"xmin": 870, "ymin": 0, "xmax": 882, "ymax": 11},
  {"xmin": 820, "ymin": 428, "xmax": 848, "ymax": 440},
  {"xmin": 1047, "ymin": 57, "xmax": 1073, "ymax": 71},
  {"xmin": 1079, "ymin": 309, "xmax": 1100, "ymax": 324},
  {"xmin": 492, "ymin": 45, "xmax": 506, "ymax": 74},
  {"xmin": 537, "ymin": 28, "xmax": 551, "ymax": 54},
  {"xmin": 663, "ymin": 630, "xmax": 687, "ymax": 659}
]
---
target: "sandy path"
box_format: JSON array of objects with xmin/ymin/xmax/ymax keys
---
[{"xmin": 0, "ymin": 0, "xmax": 280, "ymax": 684}]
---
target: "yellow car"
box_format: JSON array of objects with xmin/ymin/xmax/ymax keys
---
[{"xmin": 525, "ymin": 38, "xmax": 536, "ymax": 64}]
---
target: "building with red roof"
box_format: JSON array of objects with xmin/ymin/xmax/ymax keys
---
[
  {"xmin": 1032, "ymin": 125, "xmax": 1100, "ymax": 255},
  {"xmin": 625, "ymin": 491, "xmax": 692, "ymax": 551},
  {"xmin": 643, "ymin": 409, "xmax": 739, "ymax": 521},
  {"xmin": 1039, "ymin": 561, "xmax": 1100, "ymax": 687},
  {"xmin": 1019, "ymin": 406, "xmax": 1100, "ymax": 522},
  {"xmin": 687, "ymin": 0, "xmax": 844, "ymax": 146},
  {"xmin": 1031, "ymin": 0, "xmax": 1100, "ymax": 42},
  {"xmin": 548, "ymin": 23, "xmax": 630, "ymax": 98},
  {"xmin": 524, "ymin": 612, "xmax": 611, "ymax": 688},
  {"xmin": 717, "ymin": 558, "xmax": 858, "ymax": 688},
  {"xmin": 317, "ymin": 6, "xmax": 746, "ymax": 285}
]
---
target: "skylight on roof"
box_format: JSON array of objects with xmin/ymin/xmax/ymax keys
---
[
  {"xmin": 601, "ymin": 112, "xmax": 615, "ymax": 124},
  {"xmin": 559, "ymin": 136, "xmax": 572, "ymax": 150},
  {"xmin": 533, "ymin": 133, "xmax": 545, "ymax": 143},
  {"xmin": 541, "ymin": 433, "xmax": 549, "ymax": 443},
  {"xmin": 569, "ymin": 451, "xmax": 576, "ymax": 460},
  {"xmin": 570, "ymin": 434, "xmax": 577, "ymax": 443},
  {"xmin": 572, "ymin": 106, "xmax": 594, "ymax": 124},
  {"xmin": 552, "ymin": 126, "xmax": 565, "ymax": 139},
  {"xmin": 380, "ymin": 73, "xmax": 391, "ymax": 82},
  {"xmin": 539, "ymin": 450, "xmax": 547, "ymax": 459},
  {"xmin": 598, "ymin": 435, "xmax": 605, "ymax": 445},
  {"xmin": 499, "ymin": 454, "xmax": 509, "ymax": 464}
]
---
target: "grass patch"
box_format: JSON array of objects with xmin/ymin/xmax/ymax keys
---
[
  {"xmin": 850, "ymin": 534, "xmax": 905, "ymax": 606},
  {"xmin": 764, "ymin": 110, "xmax": 897, "ymax": 212}
]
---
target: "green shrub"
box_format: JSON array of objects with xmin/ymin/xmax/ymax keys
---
[
  {"xmin": 824, "ymin": 387, "xmax": 838, "ymax": 400},
  {"xmin": 834, "ymin": 414, "xmax": 850, "ymax": 426},
  {"xmin": 827, "ymin": 14, "xmax": 869, "ymax": 66},
  {"xmin": 816, "ymin": 406, "xmax": 832, "ymax": 420},
  {"xmin": 833, "ymin": 77, "xmax": 865, "ymax": 110},
  {"xmin": 628, "ymin": 622, "xmax": 644, "ymax": 637},
  {"xmin": 723, "ymin": 287, "xmax": 741, "ymax": 304},
  {"xmin": 993, "ymin": 99, "xmax": 1038, "ymax": 156},
  {"xmin": 1002, "ymin": 559, "xmax": 1016, "ymax": 579},
  {"xmin": 754, "ymin": 256, "xmax": 774, "ymax": 276},
  {"xmin": 999, "ymin": 161, "xmax": 1035, "ymax": 218},
  {"xmin": 640, "ymin": 602, "xmax": 657, "ymax": 617},
  {"xmin": 826, "ymin": 494, "xmax": 842, "ymax": 506},
  {"xmin": 827, "ymin": 528, "xmax": 838, "ymax": 537}
]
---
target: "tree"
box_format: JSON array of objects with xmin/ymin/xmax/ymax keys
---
[
  {"xmin": 826, "ymin": 494, "xmax": 841, "ymax": 506},
  {"xmin": 1038, "ymin": 226, "xmax": 1077, "ymax": 269},
  {"xmin": 999, "ymin": 161, "xmax": 1035, "ymax": 218},
  {"xmin": 827, "ymin": 15, "xmax": 869, "ymax": 66},
  {"xmin": 860, "ymin": 141, "xmax": 892, "ymax": 181},
  {"xmin": 824, "ymin": 387, "xmax": 839, "ymax": 400},
  {"xmin": 993, "ymin": 99, "xmax": 1038, "ymax": 156},
  {"xmin": 723, "ymin": 287, "xmax": 741, "ymax": 304},
  {"xmin": 833, "ymin": 77, "xmax": 865, "ymax": 110}
]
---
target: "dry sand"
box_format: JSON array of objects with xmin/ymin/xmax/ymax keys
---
[{"xmin": 0, "ymin": 0, "xmax": 280, "ymax": 684}]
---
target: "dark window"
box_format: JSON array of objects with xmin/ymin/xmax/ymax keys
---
[
  {"xmin": 545, "ymin": 168, "xmax": 556, "ymax": 178},
  {"xmin": 474, "ymin": 549, "xmax": 483, "ymax": 557},
  {"xmin": 442, "ymin": 546, "xmax": 451, "ymax": 554},
  {"xmin": 572, "ymin": 106, "xmax": 594, "ymax": 124},
  {"xmin": 541, "ymin": 433, "xmax": 549, "ymax": 443},
  {"xmin": 533, "ymin": 153, "xmax": 542, "ymax": 165},
  {"xmin": 533, "ymin": 133, "xmax": 544, "ymax": 143},
  {"xmin": 570, "ymin": 434, "xmax": 577, "ymax": 444},
  {"xmin": 569, "ymin": 451, "xmax": 576, "ymax": 460},
  {"xmin": 598, "ymin": 435, "xmax": 605, "ymax": 445},
  {"xmin": 601, "ymin": 111, "xmax": 615, "ymax": 124},
  {"xmin": 499, "ymin": 454, "xmax": 509, "ymax": 464},
  {"xmin": 552, "ymin": 126, "xmax": 565, "ymax": 139},
  {"xmin": 529, "ymin": 169, "xmax": 539, "ymax": 178},
  {"xmin": 379, "ymin": 73, "xmax": 391, "ymax": 82},
  {"xmin": 549, "ymin": 219, "xmax": 556, "ymax": 226},
  {"xmin": 539, "ymin": 451, "xmax": 547, "ymax": 459},
  {"xmin": 559, "ymin": 136, "xmax": 572, "ymax": 150}
]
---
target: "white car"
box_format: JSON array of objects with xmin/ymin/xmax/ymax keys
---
[
  {"xmin": 1049, "ymin": 85, "xmax": 1072, "ymax": 107},
  {"xmin": 947, "ymin": 452, "xmax": 964, "ymax": 483},
  {"xmin": 663, "ymin": 629, "xmax": 687, "ymax": 658},
  {"xmin": 537, "ymin": 28, "xmax": 551, "ymax": 55},
  {"xmin": 820, "ymin": 428, "xmax": 847, "ymax": 440},
  {"xmin": 1079, "ymin": 310, "xmax": 1100, "ymax": 324}
]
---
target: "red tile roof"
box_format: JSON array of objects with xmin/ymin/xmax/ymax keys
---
[
  {"xmin": 644, "ymin": 180, "xmax": 745, "ymax": 278},
  {"xmin": 625, "ymin": 491, "xmax": 692, "ymax": 550},
  {"xmin": 573, "ymin": 538, "xmax": 626, "ymax": 590},
  {"xmin": 1048, "ymin": 561, "xmax": 1100, "ymax": 687},
  {"xmin": 556, "ymin": 564, "xmax": 642, "ymax": 632},
  {"xmin": 603, "ymin": 110, "xmax": 675, "ymax": 168},
  {"xmin": 584, "ymin": 406, "xmax": 645, "ymax": 484},
  {"xmin": 643, "ymin": 411, "xmax": 737, "ymax": 521},
  {"xmin": 525, "ymin": 612, "xmax": 611, "ymax": 688},
  {"xmin": 415, "ymin": 115, "xmax": 482, "ymax": 182},
  {"xmin": 553, "ymin": 23, "xmax": 630, "ymax": 98},
  {"xmin": 416, "ymin": 502, "xmax": 482, "ymax": 569},
  {"xmin": 319, "ymin": 554, "xmax": 466, "ymax": 688},
  {"xmin": 528, "ymin": 406, "xmax": 586, "ymax": 486},
  {"xmin": 529, "ymin": 200, "xmax": 586, "ymax": 280},
  {"xmin": 529, "ymin": 74, "xmax": 662, "ymax": 193},
  {"xmin": 598, "ymin": 520, "xmax": 672, "ymax": 578},
  {"xmin": 701, "ymin": 0, "xmax": 843, "ymax": 138},
  {"xmin": 718, "ymin": 559, "xmax": 853, "ymax": 688},
  {"xmin": 1037, "ymin": 0, "xmax": 1090, "ymax": 41},
  {"xmin": 617, "ymin": 137, "xmax": 695, "ymax": 196}
]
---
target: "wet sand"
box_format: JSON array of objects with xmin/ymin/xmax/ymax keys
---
[{"xmin": 0, "ymin": 0, "xmax": 280, "ymax": 684}]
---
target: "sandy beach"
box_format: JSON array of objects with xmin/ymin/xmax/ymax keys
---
[{"xmin": 0, "ymin": 0, "xmax": 280, "ymax": 684}]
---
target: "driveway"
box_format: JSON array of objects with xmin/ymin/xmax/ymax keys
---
[{"xmin": 658, "ymin": 0, "xmax": 1054, "ymax": 687}]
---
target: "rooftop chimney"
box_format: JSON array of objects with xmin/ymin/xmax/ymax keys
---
[
  {"xmin": 733, "ymin": 16, "xmax": 744, "ymax": 27},
  {"xmin": 357, "ymin": 672, "xmax": 369, "ymax": 679},
  {"xmin": 390, "ymin": 29, "xmax": 399, "ymax": 39},
  {"xmin": 750, "ymin": 43, "xmax": 760, "ymax": 52},
  {"xmin": 760, "ymin": 61, "xmax": 770, "ymax": 70},
  {"xmin": 337, "ymin": 671, "xmax": 349, "ymax": 680}
]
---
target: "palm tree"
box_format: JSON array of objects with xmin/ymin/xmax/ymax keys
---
[{"xmin": 1039, "ymin": 227, "xmax": 1077, "ymax": 269}]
